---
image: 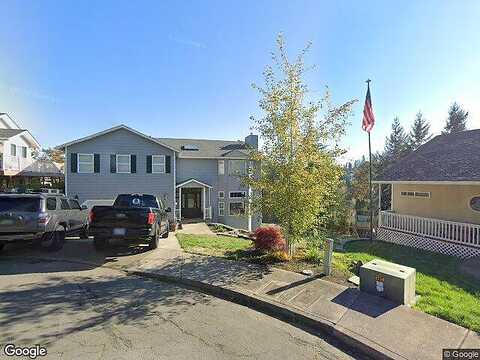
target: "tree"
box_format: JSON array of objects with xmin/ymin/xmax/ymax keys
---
[
  {"xmin": 32, "ymin": 147, "xmax": 65, "ymax": 165},
  {"xmin": 382, "ymin": 117, "xmax": 410, "ymax": 163},
  {"xmin": 245, "ymin": 34, "xmax": 356, "ymax": 252},
  {"xmin": 443, "ymin": 102, "xmax": 468, "ymax": 134},
  {"xmin": 408, "ymin": 111, "xmax": 431, "ymax": 151}
]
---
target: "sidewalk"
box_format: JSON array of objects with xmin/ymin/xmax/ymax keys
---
[{"xmin": 131, "ymin": 237, "xmax": 480, "ymax": 360}]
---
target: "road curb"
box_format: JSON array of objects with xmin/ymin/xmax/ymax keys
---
[{"xmin": 127, "ymin": 269, "xmax": 399, "ymax": 360}]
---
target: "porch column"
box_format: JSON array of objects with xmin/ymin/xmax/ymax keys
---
[
  {"xmin": 178, "ymin": 187, "xmax": 182, "ymax": 221},
  {"xmin": 378, "ymin": 184, "xmax": 382, "ymax": 227},
  {"xmin": 202, "ymin": 187, "xmax": 206, "ymax": 220}
]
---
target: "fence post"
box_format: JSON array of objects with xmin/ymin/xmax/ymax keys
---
[{"xmin": 323, "ymin": 238, "xmax": 334, "ymax": 276}]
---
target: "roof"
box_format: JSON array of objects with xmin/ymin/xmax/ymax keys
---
[
  {"xmin": 56, "ymin": 125, "xmax": 179, "ymax": 152},
  {"xmin": 176, "ymin": 178, "xmax": 212, "ymax": 188},
  {"xmin": 17, "ymin": 159, "xmax": 64, "ymax": 178},
  {"xmin": 376, "ymin": 129, "xmax": 480, "ymax": 182},
  {"xmin": 0, "ymin": 129, "xmax": 26, "ymax": 139},
  {"xmin": 157, "ymin": 137, "xmax": 249, "ymax": 158}
]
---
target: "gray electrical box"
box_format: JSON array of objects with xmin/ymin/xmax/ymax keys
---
[{"xmin": 359, "ymin": 259, "xmax": 416, "ymax": 305}]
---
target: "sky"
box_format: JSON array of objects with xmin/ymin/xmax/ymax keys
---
[{"xmin": 1, "ymin": 0, "xmax": 479, "ymax": 162}]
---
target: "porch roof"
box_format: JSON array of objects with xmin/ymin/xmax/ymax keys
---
[
  {"xmin": 176, "ymin": 178, "xmax": 212, "ymax": 189},
  {"xmin": 376, "ymin": 129, "xmax": 480, "ymax": 183}
]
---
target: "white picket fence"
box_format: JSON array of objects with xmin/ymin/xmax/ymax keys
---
[{"xmin": 379, "ymin": 211, "xmax": 480, "ymax": 248}]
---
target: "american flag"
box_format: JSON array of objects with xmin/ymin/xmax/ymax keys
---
[{"xmin": 362, "ymin": 82, "xmax": 375, "ymax": 132}]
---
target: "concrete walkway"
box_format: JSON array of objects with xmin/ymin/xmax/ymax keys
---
[
  {"xmin": 177, "ymin": 222, "xmax": 215, "ymax": 235},
  {"xmin": 133, "ymin": 243, "xmax": 480, "ymax": 360}
]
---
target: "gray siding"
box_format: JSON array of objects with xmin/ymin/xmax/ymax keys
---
[{"xmin": 66, "ymin": 129, "xmax": 175, "ymax": 218}]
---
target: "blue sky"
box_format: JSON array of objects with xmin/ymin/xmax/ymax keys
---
[{"xmin": 1, "ymin": 1, "xmax": 479, "ymax": 161}]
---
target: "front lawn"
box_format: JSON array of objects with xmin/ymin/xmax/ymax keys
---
[
  {"xmin": 176, "ymin": 233, "xmax": 252, "ymax": 257},
  {"xmin": 334, "ymin": 241, "xmax": 480, "ymax": 332}
]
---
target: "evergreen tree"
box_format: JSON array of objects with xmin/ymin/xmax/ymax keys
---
[
  {"xmin": 443, "ymin": 102, "xmax": 468, "ymax": 134},
  {"xmin": 383, "ymin": 117, "xmax": 410, "ymax": 163},
  {"xmin": 408, "ymin": 111, "xmax": 431, "ymax": 150}
]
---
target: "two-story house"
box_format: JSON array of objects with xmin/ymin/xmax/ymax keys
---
[{"xmin": 58, "ymin": 125, "xmax": 261, "ymax": 231}]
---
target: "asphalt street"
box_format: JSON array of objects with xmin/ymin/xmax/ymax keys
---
[{"xmin": 0, "ymin": 240, "xmax": 355, "ymax": 360}]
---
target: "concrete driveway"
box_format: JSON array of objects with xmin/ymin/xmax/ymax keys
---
[{"xmin": 0, "ymin": 238, "xmax": 355, "ymax": 360}]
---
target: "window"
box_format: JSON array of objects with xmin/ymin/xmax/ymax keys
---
[
  {"xmin": 218, "ymin": 201, "xmax": 225, "ymax": 216},
  {"xmin": 229, "ymin": 201, "xmax": 245, "ymax": 216},
  {"xmin": 218, "ymin": 191, "xmax": 225, "ymax": 199},
  {"xmin": 152, "ymin": 155, "xmax": 166, "ymax": 173},
  {"xmin": 470, "ymin": 196, "xmax": 480, "ymax": 212},
  {"xmin": 22, "ymin": 146, "xmax": 27, "ymax": 158},
  {"xmin": 229, "ymin": 160, "xmax": 246, "ymax": 175},
  {"xmin": 10, "ymin": 144, "xmax": 16, "ymax": 156},
  {"xmin": 60, "ymin": 198, "xmax": 70, "ymax": 210},
  {"xmin": 229, "ymin": 191, "xmax": 246, "ymax": 198},
  {"xmin": 116, "ymin": 154, "xmax": 131, "ymax": 173},
  {"xmin": 400, "ymin": 191, "xmax": 430, "ymax": 199},
  {"xmin": 78, "ymin": 154, "xmax": 94, "ymax": 173},
  {"xmin": 0, "ymin": 198, "xmax": 40, "ymax": 212},
  {"xmin": 218, "ymin": 160, "xmax": 225, "ymax": 175},
  {"xmin": 46, "ymin": 197, "xmax": 57, "ymax": 210},
  {"xmin": 68, "ymin": 199, "xmax": 81, "ymax": 210},
  {"xmin": 113, "ymin": 194, "xmax": 159, "ymax": 208}
]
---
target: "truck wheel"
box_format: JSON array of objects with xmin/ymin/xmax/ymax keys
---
[
  {"xmin": 41, "ymin": 226, "xmax": 66, "ymax": 252},
  {"xmin": 93, "ymin": 237, "xmax": 107, "ymax": 251},
  {"xmin": 161, "ymin": 222, "xmax": 170, "ymax": 239},
  {"xmin": 149, "ymin": 228, "xmax": 159, "ymax": 250}
]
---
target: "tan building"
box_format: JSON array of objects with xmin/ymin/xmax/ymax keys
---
[{"xmin": 374, "ymin": 129, "xmax": 480, "ymax": 259}]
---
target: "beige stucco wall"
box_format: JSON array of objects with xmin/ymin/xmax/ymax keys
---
[{"xmin": 392, "ymin": 183, "xmax": 480, "ymax": 224}]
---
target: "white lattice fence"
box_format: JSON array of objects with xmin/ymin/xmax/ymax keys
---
[{"xmin": 377, "ymin": 228, "xmax": 480, "ymax": 259}]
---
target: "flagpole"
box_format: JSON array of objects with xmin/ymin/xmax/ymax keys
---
[{"xmin": 366, "ymin": 79, "xmax": 373, "ymax": 241}]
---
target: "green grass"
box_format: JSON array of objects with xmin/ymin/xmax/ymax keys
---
[
  {"xmin": 334, "ymin": 241, "xmax": 480, "ymax": 332},
  {"xmin": 176, "ymin": 233, "xmax": 252, "ymax": 257}
]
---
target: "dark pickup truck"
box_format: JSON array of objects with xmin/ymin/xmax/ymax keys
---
[{"xmin": 88, "ymin": 194, "xmax": 170, "ymax": 250}]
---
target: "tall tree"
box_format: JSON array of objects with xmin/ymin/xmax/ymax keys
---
[
  {"xmin": 443, "ymin": 102, "xmax": 468, "ymax": 134},
  {"xmin": 408, "ymin": 111, "xmax": 431, "ymax": 151},
  {"xmin": 382, "ymin": 117, "xmax": 410, "ymax": 163},
  {"xmin": 245, "ymin": 34, "xmax": 356, "ymax": 251}
]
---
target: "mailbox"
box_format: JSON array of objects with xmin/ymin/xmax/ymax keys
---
[{"xmin": 359, "ymin": 259, "xmax": 416, "ymax": 305}]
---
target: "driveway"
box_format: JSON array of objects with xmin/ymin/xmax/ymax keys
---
[{"xmin": 0, "ymin": 239, "xmax": 355, "ymax": 359}]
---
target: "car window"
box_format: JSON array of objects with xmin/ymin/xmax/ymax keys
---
[
  {"xmin": 68, "ymin": 199, "xmax": 81, "ymax": 210},
  {"xmin": 60, "ymin": 198, "xmax": 70, "ymax": 210},
  {"xmin": 0, "ymin": 197, "xmax": 41, "ymax": 212},
  {"xmin": 113, "ymin": 194, "xmax": 159, "ymax": 208},
  {"xmin": 46, "ymin": 197, "xmax": 57, "ymax": 210}
]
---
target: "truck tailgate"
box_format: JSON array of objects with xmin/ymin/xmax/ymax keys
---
[{"xmin": 91, "ymin": 206, "xmax": 151, "ymax": 229}]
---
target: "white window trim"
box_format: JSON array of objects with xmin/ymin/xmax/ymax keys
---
[
  {"xmin": 152, "ymin": 155, "xmax": 166, "ymax": 174},
  {"xmin": 10, "ymin": 144, "xmax": 16, "ymax": 157},
  {"xmin": 218, "ymin": 191, "xmax": 225, "ymax": 199},
  {"xmin": 116, "ymin": 154, "xmax": 131, "ymax": 174},
  {"xmin": 228, "ymin": 159, "xmax": 246, "ymax": 176},
  {"xmin": 78, "ymin": 153, "xmax": 95, "ymax": 174},
  {"xmin": 218, "ymin": 201, "xmax": 225, "ymax": 216},
  {"xmin": 22, "ymin": 146, "xmax": 27, "ymax": 158},
  {"xmin": 218, "ymin": 160, "xmax": 225, "ymax": 175},
  {"xmin": 229, "ymin": 201, "xmax": 245, "ymax": 216},
  {"xmin": 229, "ymin": 191, "xmax": 246, "ymax": 199}
]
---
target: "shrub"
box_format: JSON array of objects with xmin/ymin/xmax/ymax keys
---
[
  {"xmin": 253, "ymin": 225, "xmax": 286, "ymax": 252},
  {"xmin": 304, "ymin": 247, "xmax": 323, "ymax": 263},
  {"xmin": 270, "ymin": 250, "xmax": 290, "ymax": 262}
]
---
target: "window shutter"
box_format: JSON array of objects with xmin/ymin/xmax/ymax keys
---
[
  {"xmin": 94, "ymin": 154, "xmax": 100, "ymax": 173},
  {"xmin": 165, "ymin": 156, "xmax": 171, "ymax": 173},
  {"xmin": 146, "ymin": 155, "xmax": 152, "ymax": 173},
  {"xmin": 71, "ymin": 153, "xmax": 78, "ymax": 173},
  {"xmin": 131, "ymin": 155, "xmax": 137, "ymax": 173},
  {"xmin": 110, "ymin": 154, "xmax": 116, "ymax": 173}
]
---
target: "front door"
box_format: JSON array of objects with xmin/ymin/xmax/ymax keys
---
[{"xmin": 181, "ymin": 188, "xmax": 202, "ymax": 219}]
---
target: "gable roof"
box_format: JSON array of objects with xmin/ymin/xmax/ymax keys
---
[
  {"xmin": 376, "ymin": 129, "xmax": 480, "ymax": 182},
  {"xmin": 157, "ymin": 137, "xmax": 250, "ymax": 158},
  {"xmin": 17, "ymin": 159, "xmax": 63, "ymax": 177},
  {"xmin": 56, "ymin": 125, "xmax": 179, "ymax": 152},
  {"xmin": 0, "ymin": 129, "xmax": 26, "ymax": 139}
]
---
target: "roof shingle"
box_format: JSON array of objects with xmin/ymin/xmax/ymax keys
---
[{"xmin": 156, "ymin": 137, "xmax": 249, "ymax": 158}]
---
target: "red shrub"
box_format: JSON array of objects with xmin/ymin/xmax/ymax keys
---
[{"xmin": 253, "ymin": 226, "xmax": 286, "ymax": 252}]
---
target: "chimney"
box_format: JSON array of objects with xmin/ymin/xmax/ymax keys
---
[{"xmin": 245, "ymin": 133, "xmax": 258, "ymax": 149}]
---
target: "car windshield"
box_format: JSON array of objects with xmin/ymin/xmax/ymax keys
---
[
  {"xmin": 113, "ymin": 195, "xmax": 158, "ymax": 208},
  {"xmin": 0, "ymin": 197, "xmax": 41, "ymax": 212}
]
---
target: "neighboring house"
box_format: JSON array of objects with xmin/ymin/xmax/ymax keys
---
[
  {"xmin": 57, "ymin": 125, "xmax": 261, "ymax": 231},
  {"xmin": 0, "ymin": 113, "xmax": 62, "ymax": 190},
  {"xmin": 374, "ymin": 129, "xmax": 480, "ymax": 258}
]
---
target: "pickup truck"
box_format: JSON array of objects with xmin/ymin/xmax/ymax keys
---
[
  {"xmin": 88, "ymin": 194, "xmax": 170, "ymax": 250},
  {"xmin": 0, "ymin": 193, "xmax": 88, "ymax": 252}
]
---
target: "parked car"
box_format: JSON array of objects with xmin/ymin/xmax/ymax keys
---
[
  {"xmin": 88, "ymin": 194, "xmax": 170, "ymax": 250},
  {"xmin": 0, "ymin": 194, "xmax": 88, "ymax": 252}
]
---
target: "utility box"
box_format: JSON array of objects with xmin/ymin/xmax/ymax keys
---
[{"xmin": 359, "ymin": 259, "xmax": 416, "ymax": 305}]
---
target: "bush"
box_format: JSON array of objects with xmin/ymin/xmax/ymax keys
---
[
  {"xmin": 304, "ymin": 247, "xmax": 323, "ymax": 263},
  {"xmin": 253, "ymin": 226, "xmax": 286, "ymax": 252}
]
